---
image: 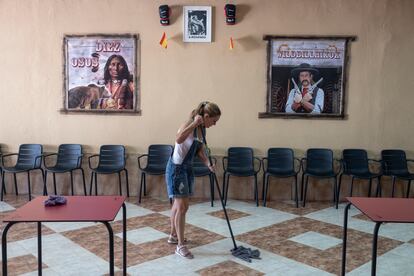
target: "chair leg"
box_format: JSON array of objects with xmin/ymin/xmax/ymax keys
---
[
  {"xmin": 139, "ymin": 172, "xmax": 144, "ymax": 203},
  {"xmin": 89, "ymin": 172, "xmax": 94, "ymax": 195},
  {"xmin": 335, "ymin": 176, "xmax": 339, "ymax": 209},
  {"xmin": 53, "ymin": 173, "xmax": 57, "ymax": 195},
  {"xmin": 124, "ymin": 169, "xmax": 130, "ymax": 197},
  {"xmin": 43, "ymin": 171, "xmax": 48, "ymax": 196},
  {"xmin": 300, "ymin": 173, "xmax": 305, "ymax": 202},
  {"xmin": 1, "ymin": 171, "xmax": 5, "ymax": 196},
  {"xmin": 262, "ymin": 172, "xmax": 266, "ymax": 203},
  {"xmin": 70, "ymin": 171, "xmax": 74, "ymax": 196},
  {"xmin": 376, "ymin": 176, "xmax": 382, "ymax": 197},
  {"xmin": 254, "ymin": 174, "xmax": 258, "ymax": 207},
  {"xmin": 368, "ymin": 178, "xmax": 372, "ymax": 197},
  {"xmin": 27, "ymin": 171, "xmax": 32, "ymax": 201},
  {"xmin": 1, "ymin": 171, "xmax": 5, "ymax": 201},
  {"xmin": 406, "ymin": 180, "xmax": 411, "ymax": 198},
  {"xmin": 391, "ymin": 176, "xmax": 396, "ymax": 197},
  {"xmin": 263, "ymin": 174, "xmax": 269, "ymax": 207},
  {"xmin": 350, "ymin": 176, "xmax": 354, "ymax": 197},
  {"xmin": 303, "ymin": 175, "xmax": 309, "ymax": 207},
  {"xmin": 13, "ymin": 173, "xmax": 18, "ymax": 195},
  {"xmin": 222, "ymin": 173, "xmax": 226, "ymax": 203},
  {"xmin": 294, "ymin": 175, "xmax": 299, "ymax": 208},
  {"xmin": 80, "ymin": 169, "xmax": 87, "ymax": 195},
  {"xmin": 94, "ymin": 173, "xmax": 98, "ymax": 195},
  {"xmin": 143, "ymin": 173, "xmax": 147, "ymax": 196},
  {"xmin": 118, "ymin": 172, "xmax": 122, "ymax": 196}
]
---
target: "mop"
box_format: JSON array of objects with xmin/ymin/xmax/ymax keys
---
[{"xmin": 200, "ymin": 127, "xmax": 261, "ymax": 262}]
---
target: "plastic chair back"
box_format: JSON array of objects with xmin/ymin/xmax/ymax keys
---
[
  {"xmin": 381, "ymin": 149, "xmax": 409, "ymax": 175},
  {"xmin": 227, "ymin": 147, "xmax": 254, "ymax": 175},
  {"xmin": 146, "ymin": 144, "xmax": 173, "ymax": 173},
  {"xmin": 306, "ymin": 148, "xmax": 334, "ymax": 175},
  {"xmin": 98, "ymin": 145, "xmax": 125, "ymax": 171},
  {"xmin": 16, "ymin": 144, "xmax": 43, "ymax": 169},
  {"xmin": 342, "ymin": 149, "xmax": 370, "ymax": 175},
  {"xmin": 267, "ymin": 148, "xmax": 295, "ymax": 175},
  {"xmin": 56, "ymin": 144, "xmax": 82, "ymax": 169}
]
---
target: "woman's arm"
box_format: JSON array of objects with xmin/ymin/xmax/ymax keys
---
[
  {"xmin": 176, "ymin": 115, "xmax": 203, "ymax": 144},
  {"xmin": 197, "ymin": 144, "xmax": 215, "ymax": 172}
]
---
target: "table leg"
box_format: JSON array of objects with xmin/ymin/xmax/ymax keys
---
[
  {"xmin": 372, "ymin": 222, "xmax": 382, "ymax": 276},
  {"xmin": 102, "ymin": 222, "xmax": 114, "ymax": 276},
  {"xmin": 122, "ymin": 203, "xmax": 127, "ymax": 276},
  {"xmin": 341, "ymin": 203, "xmax": 352, "ymax": 276},
  {"xmin": 38, "ymin": 222, "xmax": 42, "ymax": 276},
  {"xmin": 2, "ymin": 222, "xmax": 17, "ymax": 276}
]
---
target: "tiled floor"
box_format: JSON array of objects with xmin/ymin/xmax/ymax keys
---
[{"xmin": 1, "ymin": 195, "xmax": 414, "ymax": 275}]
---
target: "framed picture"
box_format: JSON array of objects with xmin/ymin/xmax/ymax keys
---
[
  {"xmin": 62, "ymin": 34, "xmax": 140, "ymax": 114},
  {"xmin": 259, "ymin": 35, "xmax": 356, "ymax": 119},
  {"xmin": 183, "ymin": 6, "xmax": 212, "ymax": 43}
]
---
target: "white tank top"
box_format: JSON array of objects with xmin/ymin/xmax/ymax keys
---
[{"xmin": 172, "ymin": 133, "xmax": 194, "ymax": 165}]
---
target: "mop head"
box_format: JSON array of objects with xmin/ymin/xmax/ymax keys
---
[{"xmin": 231, "ymin": 246, "xmax": 261, "ymax": 262}]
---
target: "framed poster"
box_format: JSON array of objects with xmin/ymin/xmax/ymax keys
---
[
  {"xmin": 63, "ymin": 34, "xmax": 140, "ymax": 114},
  {"xmin": 183, "ymin": 6, "xmax": 212, "ymax": 43},
  {"xmin": 259, "ymin": 35, "xmax": 356, "ymax": 119}
]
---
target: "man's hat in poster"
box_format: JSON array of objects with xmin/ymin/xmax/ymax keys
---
[{"xmin": 291, "ymin": 63, "xmax": 319, "ymax": 77}]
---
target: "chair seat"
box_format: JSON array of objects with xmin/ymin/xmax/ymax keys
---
[
  {"xmin": 92, "ymin": 166, "xmax": 124, "ymax": 174},
  {"xmin": 305, "ymin": 171, "xmax": 337, "ymax": 178},
  {"xmin": 2, "ymin": 165, "xmax": 37, "ymax": 173},
  {"xmin": 45, "ymin": 165, "xmax": 79, "ymax": 173},
  {"xmin": 141, "ymin": 165, "xmax": 167, "ymax": 175},
  {"xmin": 193, "ymin": 167, "xmax": 211, "ymax": 177},
  {"xmin": 227, "ymin": 167, "xmax": 256, "ymax": 176},
  {"xmin": 393, "ymin": 173, "xmax": 414, "ymax": 180},
  {"xmin": 266, "ymin": 168, "xmax": 296, "ymax": 177},
  {"xmin": 345, "ymin": 171, "xmax": 381, "ymax": 179}
]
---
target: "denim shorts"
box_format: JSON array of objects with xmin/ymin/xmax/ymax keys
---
[{"xmin": 165, "ymin": 159, "xmax": 194, "ymax": 198}]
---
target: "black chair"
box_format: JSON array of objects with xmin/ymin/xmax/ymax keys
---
[
  {"xmin": 378, "ymin": 149, "xmax": 414, "ymax": 198},
  {"xmin": 43, "ymin": 144, "xmax": 86, "ymax": 196},
  {"xmin": 88, "ymin": 145, "xmax": 129, "ymax": 196},
  {"xmin": 301, "ymin": 148, "xmax": 341, "ymax": 208},
  {"xmin": 337, "ymin": 149, "xmax": 381, "ymax": 203},
  {"xmin": 193, "ymin": 155, "xmax": 217, "ymax": 207},
  {"xmin": 137, "ymin": 144, "xmax": 173, "ymax": 203},
  {"xmin": 262, "ymin": 148, "xmax": 300, "ymax": 208},
  {"xmin": 222, "ymin": 147, "xmax": 261, "ymax": 206},
  {"xmin": 0, "ymin": 146, "xmax": 4, "ymax": 195},
  {"xmin": 1, "ymin": 144, "xmax": 44, "ymax": 201}
]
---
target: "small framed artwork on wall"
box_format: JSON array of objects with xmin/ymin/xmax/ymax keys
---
[{"xmin": 183, "ymin": 6, "xmax": 212, "ymax": 43}]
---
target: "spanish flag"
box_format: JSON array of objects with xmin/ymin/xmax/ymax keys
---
[
  {"xmin": 160, "ymin": 32, "xmax": 168, "ymax": 49},
  {"xmin": 229, "ymin": 37, "xmax": 234, "ymax": 50}
]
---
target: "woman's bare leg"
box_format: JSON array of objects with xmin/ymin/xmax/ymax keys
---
[
  {"xmin": 174, "ymin": 197, "xmax": 189, "ymax": 245},
  {"xmin": 170, "ymin": 198, "xmax": 177, "ymax": 237}
]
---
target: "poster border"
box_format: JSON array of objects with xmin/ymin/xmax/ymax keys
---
[
  {"xmin": 61, "ymin": 33, "xmax": 141, "ymax": 115},
  {"xmin": 259, "ymin": 35, "xmax": 357, "ymax": 119}
]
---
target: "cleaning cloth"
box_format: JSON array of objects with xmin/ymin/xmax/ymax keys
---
[{"xmin": 44, "ymin": 195, "xmax": 67, "ymax": 206}]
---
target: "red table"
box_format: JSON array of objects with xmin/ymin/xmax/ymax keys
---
[
  {"xmin": 2, "ymin": 196, "xmax": 127, "ymax": 276},
  {"xmin": 341, "ymin": 197, "xmax": 414, "ymax": 276}
]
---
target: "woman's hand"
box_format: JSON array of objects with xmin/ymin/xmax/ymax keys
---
[
  {"xmin": 193, "ymin": 114, "xmax": 204, "ymax": 127},
  {"xmin": 207, "ymin": 163, "xmax": 216, "ymax": 173}
]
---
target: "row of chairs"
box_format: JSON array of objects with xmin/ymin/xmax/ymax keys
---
[
  {"xmin": 0, "ymin": 144, "xmax": 129, "ymax": 201},
  {"xmin": 1, "ymin": 145, "xmax": 413, "ymax": 209},
  {"xmin": 0, "ymin": 144, "xmax": 214, "ymax": 205},
  {"xmin": 225, "ymin": 147, "xmax": 414, "ymax": 209},
  {"xmin": 135, "ymin": 146, "xmax": 414, "ymax": 209}
]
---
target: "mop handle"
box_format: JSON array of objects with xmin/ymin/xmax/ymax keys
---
[{"xmin": 200, "ymin": 127, "xmax": 238, "ymax": 249}]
